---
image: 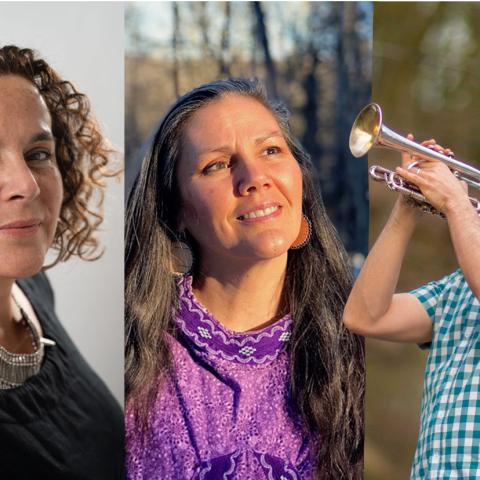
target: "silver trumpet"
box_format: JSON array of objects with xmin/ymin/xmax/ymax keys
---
[{"xmin": 349, "ymin": 103, "xmax": 480, "ymax": 217}]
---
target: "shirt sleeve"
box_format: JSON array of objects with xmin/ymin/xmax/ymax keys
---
[
  {"xmin": 410, "ymin": 276, "xmax": 448, "ymax": 319},
  {"xmin": 410, "ymin": 270, "xmax": 461, "ymax": 349}
]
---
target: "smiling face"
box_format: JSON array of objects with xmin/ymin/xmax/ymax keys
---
[
  {"xmin": 176, "ymin": 94, "xmax": 303, "ymax": 270},
  {"xmin": 0, "ymin": 75, "xmax": 63, "ymax": 278}
]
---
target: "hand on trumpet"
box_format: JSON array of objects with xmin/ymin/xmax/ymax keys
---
[{"xmin": 395, "ymin": 134, "xmax": 470, "ymax": 217}]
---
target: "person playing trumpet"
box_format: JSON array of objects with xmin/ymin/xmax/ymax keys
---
[{"xmin": 343, "ymin": 136, "xmax": 480, "ymax": 479}]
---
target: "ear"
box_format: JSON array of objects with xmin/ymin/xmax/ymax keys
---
[
  {"xmin": 178, "ymin": 203, "xmax": 198, "ymax": 231},
  {"xmin": 176, "ymin": 203, "xmax": 190, "ymax": 231},
  {"xmin": 176, "ymin": 212, "xmax": 186, "ymax": 233}
]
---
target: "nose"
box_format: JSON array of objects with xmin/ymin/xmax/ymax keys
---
[
  {"xmin": 0, "ymin": 154, "xmax": 41, "ymax": 202},
  {"xmin": 236, "ymin": 157, "xmax": 271, "ymax": 196}
]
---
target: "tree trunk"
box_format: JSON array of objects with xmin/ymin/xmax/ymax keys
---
[
  {"xmin": 252, "ymin": 2, "xmax": 278, "ymax": 98},
  {"xmin": 172, "ymin": 2, "xmax": 181, "ymax": 97},
  {"xmin": 219, "ymin": 2, "xmax": 232, "ymax": 77}
]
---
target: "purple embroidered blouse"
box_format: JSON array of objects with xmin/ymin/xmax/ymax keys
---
[{"xmin": 126, "ymin": 276, "xmax": 315, "ymax": 479}]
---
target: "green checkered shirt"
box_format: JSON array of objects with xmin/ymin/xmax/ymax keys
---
[{"xmin": 410, "ymin": 269, "xmax": 480, "ymax": 479}]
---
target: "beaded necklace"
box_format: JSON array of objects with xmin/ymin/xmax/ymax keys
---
[{"xmin": 0, "ymin": 295, "xmax": 45, "ymax": 389}]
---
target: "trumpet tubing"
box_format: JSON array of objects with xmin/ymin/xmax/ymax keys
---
[
  {"xmin": 350, "ymin": 103, "xmax": 480, "ymax": 217},
  {"xmin": 369, "ymin": 165, "xmax": 480, "ymax": 217}
]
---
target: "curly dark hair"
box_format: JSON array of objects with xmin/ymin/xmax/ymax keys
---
[{"xmin": 0, "ymin": 45, "xmax": 117, "ymax": 266}]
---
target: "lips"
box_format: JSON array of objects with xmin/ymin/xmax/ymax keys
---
[
  {"xmin": 0, "ymin": 218, "xmax": 42, "ymax": 237},
  {"xmin": 237, "ymin": 203, "xmax": 281, "ymax": 221},
  {"xmin": 0, "ymin": 219, "xmax": 42, "ymax": 230}
]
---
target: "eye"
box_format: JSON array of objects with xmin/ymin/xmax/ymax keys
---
[
  {"xmin": 26, "ymin": 149, "xmax": 54, "ymax": 164},
  {"xmin": 202, "ymin": 160, "xmax": 230, "ymax": 175},
  {"xmin": 265, "ymin": 146, "xmax": 280, "ymax": 156}
]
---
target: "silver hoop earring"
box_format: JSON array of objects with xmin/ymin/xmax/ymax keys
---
[{"xmin": 170, "ymin": 236, "xmax": 194, "ymax": 276}]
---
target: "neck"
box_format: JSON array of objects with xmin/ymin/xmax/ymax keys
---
[
  {"xmin": 0, "ymin": 278, "xmax": 15, "ymax": 329},
  {"xmin": 193, "ymin": 253, "xmax": 288, "ymax": 332}
]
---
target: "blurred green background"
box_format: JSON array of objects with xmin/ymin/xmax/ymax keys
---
[{"xmin": 366, "ymin": 3, "xmax": 480, "ymax": 479}]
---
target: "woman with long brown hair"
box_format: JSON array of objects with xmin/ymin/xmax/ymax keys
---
[
  {"xmin": 0, "ymin": 45, "xmax": 123, "ymax": 478},
  {"xmin": 125, "ymin": 78, "xmax": 364, "ymax": 479}
]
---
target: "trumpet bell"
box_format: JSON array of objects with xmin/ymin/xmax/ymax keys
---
[{"xmin": 349, "ymin": 103, "xmax": 382, "ymax": 158}]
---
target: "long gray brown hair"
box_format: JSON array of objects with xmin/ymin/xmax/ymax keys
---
[{"xmin": 126, "ymin": 78, "xmax": 364, "ymax": 479}]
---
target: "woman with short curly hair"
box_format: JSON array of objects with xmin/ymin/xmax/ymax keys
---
[{"xmin": 0, "ymin": 45, "xmax": 123, "ymax": 478}]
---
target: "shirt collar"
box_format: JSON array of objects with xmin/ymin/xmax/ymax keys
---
[{"xmin": 174, "ymin": 275, "xmax": 293, "ymax": 365}]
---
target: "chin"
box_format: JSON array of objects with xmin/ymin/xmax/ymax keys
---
[
  {"xmin": 248, "ymin": 232, "xmax": 294, "ymax": 259},
  {"xmin": 0, "ymin": 250, "xmax": 46, "ymax": 279}
]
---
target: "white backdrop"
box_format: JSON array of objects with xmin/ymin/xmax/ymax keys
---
[{"xmin": 0, "ymin": 2, "xmax": 124, "ymax": 404}]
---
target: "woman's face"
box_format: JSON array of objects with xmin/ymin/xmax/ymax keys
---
[
  {"xmin": 176, "ymin": 94, "xmax": 303, "ymax": 268},
  {"xmin": 0, "ymin": 75, "xmax": 63, "ymax": 278}
]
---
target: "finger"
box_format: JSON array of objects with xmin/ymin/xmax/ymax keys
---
[
  {"xmin": 420, "ymin": 138, "xmax": 436, "ymax": 147},
  {"xmin": 445, "ymin": 149, "xmax": 454, "ymax": 157},
  {"xmin": 418, "ymin": 139, "xmax": 439, "ymax": 160},
  {"xmin": 425, "ymin": 145, "xmax": 445, "ymax": 158},
  {"xmin": 409, "ymin": 156, "xmax": 428, "ymax": 167},
  {"xmin": 408, "ymin": 157, "xmax": 447, "ymax": 170},
  {"xmin": 396, "ymin": 166, "xmax": 428, "ymax": 187},
  {"xmin": 422, "ymin": 140, "xmax": 453, "ymax": 157},
  {"xmin": 429, "ymin": 144, "xmax": 447, "ymax": 153},
  {"xmin": 417, "ymin": 139, "xmax": 452, "ymax": 163}
]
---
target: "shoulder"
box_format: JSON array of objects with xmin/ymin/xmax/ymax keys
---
[
  {"xmin": 415, "ymin": 269, "xmax": 461, "ymax": 294},
  {"xmin": 410, "ymin": 270, "xmax": 464, "ymax": 313},
  {"xmin": 428, "ymin": 269, "xmax": 473, "ymax": 301}
]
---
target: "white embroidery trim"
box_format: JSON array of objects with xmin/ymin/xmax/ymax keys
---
[
  {"xmin": 259, "ymin": 453, "xmax": 299, "ymax": 480},
  {"xmin": 223, "ymin": 449, "xmax": 241, "ymax": 479},
  {"xmin": 179, "ymin": 281, "xmax": 292, "ymax": 347},
  {"xmin": 176, "ymin": 315, "xmax": 285, "ymax": 365}
]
